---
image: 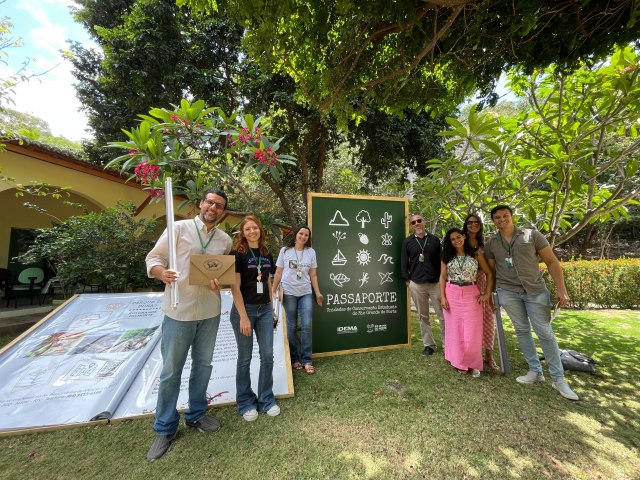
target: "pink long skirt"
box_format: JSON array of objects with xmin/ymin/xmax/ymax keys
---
[{"xmin": 443, "ymin": 283, "xmax": 483, "ymax": 371}]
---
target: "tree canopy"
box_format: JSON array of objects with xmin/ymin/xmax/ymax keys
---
[
  {"xmin": 413, "ymin": 46, "xmax": 640, "ymax": 246},
  {"xmin": 71, "ymin": 0, "xmax": 449, "ymax": 225},
  {"xmin": 70, "ymin": 0, "xmax": 246, "ymax": 163},
  {"xmin": 180, "ymin": 0, "xmax": 640, "ymax": 125},
  {"xmin": 0, "ymin": 108, "xmax": 82, "ymax": 152}
]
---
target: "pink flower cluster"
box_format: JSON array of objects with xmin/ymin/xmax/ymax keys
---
[
  {"xmin": 238, "ymin": 127, "xmax": 261, "ymax": 144},
  {"xmin": 255, "ymin": 147, "xmax": 278, "ymax": 167},
  {"xmin": 134, "ymin": 161, "xmax": 161, "ymax": 183},
  {"xmin": 148, "ymin": 189, "xmax": 164, "ymax": 198},
  {"xmin": 170, "ymin": 114, "xmax": 191, "ymax": 126}
]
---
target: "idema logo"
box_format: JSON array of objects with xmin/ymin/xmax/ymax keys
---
[{"xmin": 337, "ymin": 326, "xmax": 358, "ymax": 334}]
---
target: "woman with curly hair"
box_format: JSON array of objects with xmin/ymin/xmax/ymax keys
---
[
  {"xmin": 230, "ymin": 215, "xmax": 279, "ymax": 421},
  {"xmin": 439, "ymin": 227, "xmax": 493, "ymax": 377},
  {"xmin": 463, "ymin": 213, "xmax": 500, "ymax": 371}
]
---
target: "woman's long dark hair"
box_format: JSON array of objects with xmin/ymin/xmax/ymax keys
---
[
  {"xmin": 284, "ymin": 225, "xmax": 312, "ymax": 251},
  {"xmin": 233, "ymin": 215, "xmax": 269, "ymax": 255},
  {"xmin": 462, "ymin": 213, "xmax": 484, "ymax": 249},
  {"xmin": 441, "ymin": 227, "xmax": 476, "ymax": 264}
]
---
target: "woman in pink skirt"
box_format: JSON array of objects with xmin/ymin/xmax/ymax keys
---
[
  {"xmin": 463, "ymin": 213, "xmax": 500, "ymax": 371},
  {"xmin": 440, "ymin": 228, "xmax": 493, "ymax": 377}
]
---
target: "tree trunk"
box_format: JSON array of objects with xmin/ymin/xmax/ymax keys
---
[
  {"xmin": 599, "ymin": 224, "xmax": 616, "ymax": 259},
  {"xmin": 260, "ymin": 173, "xmax": 297, "ymax": 227},
  {"xmin": 313, "ymin": 126, "xmax": 327, "ymax": 192},
  {"xmin": 579, "ymin": 225, "xmax": 598, "ymax": 258}
]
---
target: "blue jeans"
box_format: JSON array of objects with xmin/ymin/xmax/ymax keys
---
[
  {"xmin": 154, "ymin": 314, "xmax": 220, "ymax": 435},
  {"xmin": 497, "ymin": 288, "xmax": 564, "ymax": 380},
  {"xmin": 229, "ymin": 303, "xmax": 276, "ymax": 415},
  {"xmin": 283, "ymin": 293, "xmax": 313, "ymax": 365}
]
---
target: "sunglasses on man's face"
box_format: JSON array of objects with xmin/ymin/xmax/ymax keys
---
[{"xmin": 410, "ymin": 219, "xmax": 423, "ymax": 225}]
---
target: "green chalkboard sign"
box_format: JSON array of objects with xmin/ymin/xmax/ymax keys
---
[{"xmin": 309, "ymin": 193, "xmax": 410, "ymax": 356}]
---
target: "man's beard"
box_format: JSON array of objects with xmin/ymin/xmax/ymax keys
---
[
  {"xmin": 202, "ymin": 211, "xmax": 221, "ymax": 225},
  {"xmin": 414, "ymin": 228, "xmax": 424, "ymax": 235}
]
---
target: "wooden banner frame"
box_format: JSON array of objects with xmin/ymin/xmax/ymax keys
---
[{"xmin": 0, "ymin": 291, "xmax": 294, "ymax": 436}]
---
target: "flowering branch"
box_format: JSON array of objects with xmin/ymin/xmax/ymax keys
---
[{"xmin": 107, "ymin": 99, "xmax": 296, "ymax": 203}]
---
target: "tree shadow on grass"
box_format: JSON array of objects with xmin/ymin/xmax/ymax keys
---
[
  {"xmin": 0, "ymin": 311, "xmax": 638, "ymax": 479},
  {"xmin": 548, "ymin": 310, "xmax": 640, "ymax": 452},
  {"xmin": 313, "ymin": 312, "xmax": 640, "ymax": 478}
]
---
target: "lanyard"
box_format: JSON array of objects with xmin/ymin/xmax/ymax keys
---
[
  {"xmin": 194, "ymin": 219, "xmax": 215, "ymax": 253},
  {"xmin": 454, "ymin": 255, "xmax": 467, "ymax": 271},
  {"xmin": 249, "ymin": 248, "xmax": 263, "ymax": 281},
  {"xmin": 414, "ymin": 235, "xmax": 428, "ymax": 252},
  {"xmin": 498, "ymin": 232, "xmax": 517, "ymax": 256},
  {"xmin": 293, "ymin": 248, "xmax": 304, "ymax": 279},
  {"xmin": 415, "ymin": 235, "xmax": 429, "ymax": 262}
]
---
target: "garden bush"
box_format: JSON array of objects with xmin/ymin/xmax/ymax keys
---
[
  {"xmin": 542, "ymin": 259, "xmax": 640, "ymax": 309},
  {"xmin": 19, "ymin": 202, "xmax": 159, "ymax": 294}
]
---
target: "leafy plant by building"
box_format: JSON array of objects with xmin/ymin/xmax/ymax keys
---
[{"xmin": 19, "ymin": 202, "xmax": 159, "ymax": 293}]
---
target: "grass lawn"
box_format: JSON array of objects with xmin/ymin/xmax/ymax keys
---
[{"xmin": 0, "ymin": 310, "xmax": 638, "ymax": 480}]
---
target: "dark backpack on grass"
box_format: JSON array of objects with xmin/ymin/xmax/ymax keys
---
[
  {"xmin": 541, "ymin": 349, "xmax": 597, "ymax": 374},
  {"xmin": 559, "ymin": 350, "xmax": 597, "ymax": 374}
]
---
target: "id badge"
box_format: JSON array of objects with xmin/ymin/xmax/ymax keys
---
[
  {"xmin": 418, "ymin": 253, "xmax": 425, "ymax": 262},
  {"xmin": 256, "ymin": 282, "xmax": 264, "ymax": 294},
  {"xmin": 505, "ymin": 257, "xmax": 513, "ymax": 268}
]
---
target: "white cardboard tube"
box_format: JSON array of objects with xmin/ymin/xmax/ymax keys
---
[{"xmin": 165, "ymin": 178, "xmax": 179, "ymax": 309}]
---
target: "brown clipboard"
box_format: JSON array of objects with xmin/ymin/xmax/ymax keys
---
[{"xmin": 189, "ymin": 255, "xmax": 236, "ymax": 285}]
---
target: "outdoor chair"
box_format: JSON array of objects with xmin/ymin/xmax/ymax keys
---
[
  {"xmin": 0, "ymin": 268, "xmax": 13, "ymax": 305},
  {"xmin": 5, "ymin": 267, "xmax": 45, "ymax": 308}
]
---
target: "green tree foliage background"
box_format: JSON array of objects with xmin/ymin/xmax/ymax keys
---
[
  {"xmin": 70, "ymin": 0, "xmax": 447, "ymax": 225},
  {"xmin": 180, "ymin": 0, "xmax": 640, "ymax": 125},
  {"xmin": 412, "ymin": 46, "xmax": 640, "ymax": 247}
]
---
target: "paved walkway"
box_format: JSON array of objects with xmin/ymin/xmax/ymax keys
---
[{"xmin": 0, "ymin": 301, "xmax": 56, "ymax": 335}]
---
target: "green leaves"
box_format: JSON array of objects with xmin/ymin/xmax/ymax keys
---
[
  {"xmin": 107, "ymin": 98, "xmax": 297, "ymax": 201},
  {"xmin": 178, "ymin": 0, "xmax": 640, "ymax": 130},
  {"xmin": 19, "ymin": 202, "xmax": 159, "ymax": 292},
  {"xmin": 412, "ymin": 46, "xmax": 640, "ymax": 246}
]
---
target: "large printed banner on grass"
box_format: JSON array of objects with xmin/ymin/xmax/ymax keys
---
[
  {"xmin": 0, "ymin": 292, "xmax": 292, "ymax": 434},
  {"xmin": 309, "ymin": 193, "xmax": 410, "ymax": 356}
]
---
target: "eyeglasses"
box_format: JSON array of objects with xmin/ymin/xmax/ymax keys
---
[
  {"xmin": 203, "ymin": 199, "xmax": 226, "ymax": 210},
  {"xmin": 467, "ymin": 220, "xmax": 480, "ymax": 225},
  {"xmin": 410, "ymin": 219, "xmax": 423, "ymax": 225}
]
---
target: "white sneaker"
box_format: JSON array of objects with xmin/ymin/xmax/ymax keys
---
[
  {"xmin": 266, "ymin": 404, "xmax": 281, "ymax": 417},
  {"xmin": 552, "ymin": 380, "xmax": 579, "ymax": 401},
  {"xmin": 242, "ymin": 409, "xmax": 258, "ymax": 421},
  {"xmin": 516, "ymin": 370, "xmax": 545, "ymax": 384}
]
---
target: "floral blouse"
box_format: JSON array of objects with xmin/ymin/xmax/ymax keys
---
[{"xmin": 446, "ymin": 255, "xmax": 479, "ymax": 283}]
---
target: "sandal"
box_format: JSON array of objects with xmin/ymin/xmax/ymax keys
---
[
  {"xmin": 292, "ymin": 361, "xmax": 303, "ymax": 370},
  {"xmin": 486, "ymin": 360, "xmax": 500, "ymax": 372},
  {"xmin": 470, "ymin": 369, "xmax": 481, "ymax": 378},
  {"xmin": 304, "ymin": 363, "xmax": 315, "ymax": 374}
]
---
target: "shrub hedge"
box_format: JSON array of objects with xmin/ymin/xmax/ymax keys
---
[{"xmin": 541, "ymin": 258, "xmax": 640, "ymax": 309}]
